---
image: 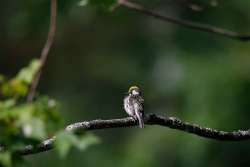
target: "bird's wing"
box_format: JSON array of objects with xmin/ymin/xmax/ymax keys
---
[
  {"xmin": 133, "ymin": 98, "xmax": 144, "ymax": 128},
  {"xmin": 133, "ymin": 97, "xmax": 144, "ymax": 112}
]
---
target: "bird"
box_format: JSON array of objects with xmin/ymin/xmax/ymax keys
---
[{"xmin": 123, "ymin": 86, "xmax": 144, "ymax": 128}]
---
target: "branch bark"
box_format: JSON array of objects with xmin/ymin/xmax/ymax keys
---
[
  {"xmin": 18, "ymin": 113, "xmax": 250, "ymax": 156},
  {"xmin": 27, "ymin": 0, "xmax": 57, "ymax": 102},
  {"xmin": 117, "ymin": 0, "xmax": 250, "ymax": 41}
]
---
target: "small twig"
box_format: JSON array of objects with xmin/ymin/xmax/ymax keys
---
[
  {"xmin": 27, "ymin": 0, "xmax": 57, "ymax": 102},
  {"xmin": 17, "ymin": 113, "xmax": 250, "ymax": 155},
  {"xmin": 117, "ymin": 0, "xmax": 250, "ymax": 41}
]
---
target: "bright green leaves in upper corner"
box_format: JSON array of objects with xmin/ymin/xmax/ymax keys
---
[
  {"xmin": 78, "ymin": 0, "xmax": 117, "ymax": 10},
  {"xmin": 0, "ymin": 59, "xmax": 40, "ymax": 98},
  {"xmin": 55, "ymin": 131, "xmax": 100, "ymax": 158}
]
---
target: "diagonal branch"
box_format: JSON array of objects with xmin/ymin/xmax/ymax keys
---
[
  {"xmin": 18, "ymin": 113, "xmax": 250, "ymax": 156},
  {"xmin": 117, "ymin": 0, "xmax": 250, "ymax": 41},
  {"xmin": 27, "ymin": 0, "xmax": 57, "ymax": 102}
]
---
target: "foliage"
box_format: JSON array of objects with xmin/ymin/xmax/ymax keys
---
[
  {"xmin": 0, "ymin": 59, "xmax": 40, "ymax": 98},
  {"xmin": 55, "ymin": 131, "xmax": 100, "ymax": 158},
  {"xmin": 0, "ymin": 60, "xmax": 98, "ymax": 166}
]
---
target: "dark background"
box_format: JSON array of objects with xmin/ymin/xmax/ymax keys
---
[{"xmin": 1, "ymin": 0, "xmax": 250, "ymax": 166}]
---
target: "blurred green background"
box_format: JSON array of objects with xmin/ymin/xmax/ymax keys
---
[{"xmin": 1, "ymin": 0, "xmax": 250, "ymax": 166}]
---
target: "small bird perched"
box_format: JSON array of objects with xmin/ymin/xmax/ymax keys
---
[{"xmin": 123, "ymin": 86, "xmax": 144, "ymax": 128}]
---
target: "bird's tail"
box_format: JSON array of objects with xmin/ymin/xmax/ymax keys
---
[{"xmin": 135, "ymin": 111, "xmax": 144, "ymax": 128}]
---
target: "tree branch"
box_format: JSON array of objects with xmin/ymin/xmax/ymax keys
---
[
  {"xmin": 117, "ymin": 0, "xmax": 250, "ymax": 41},
  {"xmin": 27, "ymin": 0, "xmax": 57, "ymax": 102},
  {"xmin": 18, "ymin": 113, "xmax": 250, "ymax": 156}
]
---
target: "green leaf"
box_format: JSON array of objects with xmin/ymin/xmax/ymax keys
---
[
  {"xmin": 75, "ymin": 133, "xmax": 100, "ymax": 151},
  {"xmin": 21, "ymin": 118, "xmax": 46, "ymax": 140},
  {"xmin": 15, "ymin": 59, "xmax": 41, "ymax": 84},
  {"xmin": 0, "ymin": 99, "xmax": 16, "ymax": 110},
  {"xmin": 0, "ymin": 152, "xmax": 11, "ymax": 167},
  {"xmin": 1, "ymin": 79, "xmax": 27, "ymax": 97},
  {"xmin": 0, "ymin": 96, "xmax": 61, "ymax": 142},
  {"xmin": 0, "ymin": 59, "xmax": 40, "ymax": 98},
  {"xmin": 33, "ymin": 96, "xmax": 62, "ymax": 131},
  {"xmin": 79, "ymin": 0, "xmax": 89, "ymax": 6},
  {"xmin": 55, "ymin": 131, "xmax": 99, "ymax": 158},
  {"xmin": 0, "ymin": 75, "xmax": 5, "ymax": 83},
  {"xmin": 55, "ymin": 131, "xmax": 78, "ymax": 158}
]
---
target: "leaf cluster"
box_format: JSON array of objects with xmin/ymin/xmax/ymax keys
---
[{"xmin": 0, "ymin": 60, "xmax": 98, "ymax": 166}]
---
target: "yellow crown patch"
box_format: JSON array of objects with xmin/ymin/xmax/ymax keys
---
[{"xmin": 128, "ymin": 86, "xmax": 140, "ymax": 93}]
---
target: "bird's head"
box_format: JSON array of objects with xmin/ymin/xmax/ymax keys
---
[{"xmin": 128, "ymin": 86, "xmax": 141, "ymax": 96}]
